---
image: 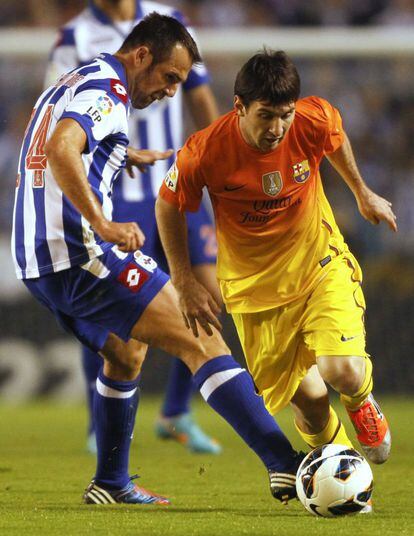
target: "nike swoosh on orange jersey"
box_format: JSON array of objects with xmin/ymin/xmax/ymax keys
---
[{"xmin": 224, "ymin": 184, "xmax": 246, "ymax": 191}]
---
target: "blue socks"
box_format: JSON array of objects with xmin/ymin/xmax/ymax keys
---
[
  {"xmin": 89, "ymin": 352, "xmax": 296, "ymax": 487},
  {"xmin": 193, "ymin": 355, "xmax": 296, "ymax": 472},
  {"xmin": 93, "ymin": 369, "xmax": 140, "ymax": 490},
  {"xmin": 83, "ymin": 347, "xmax": 193, "ymax": 429},
  {"xmin": 161, "ymin": 358, "xmax": 193, "ymax": 417}
]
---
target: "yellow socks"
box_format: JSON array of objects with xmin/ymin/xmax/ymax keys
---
[
  {"xmin": 340, "ymin": 356, "xmax": 373, "ymax": 410},
  {"xmin": 295, "ymin": 357, "xmax": 373, "ymax": 449},
  {"xmin": 295, "ymin": 406, "xmax": 353, "ymax": 448}
]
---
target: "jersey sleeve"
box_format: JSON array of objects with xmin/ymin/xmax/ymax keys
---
[
  {"xmin": 61, "ymin": 86, "xmax": 124, "ymax": 153},
  {"xmin": 159, "ymin": 136, "xmax": 205, "ymax": 212},
  {"xmin": 309, "ymin": 97, "xmax": 345, "ymax": 155},
  {"xmin": 44, "ymin": 27, "xmax": 79, "ymax": 89}
]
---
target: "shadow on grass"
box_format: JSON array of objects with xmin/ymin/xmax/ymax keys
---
[{"xmin": 32, "ymin": 504, "xmax": 307, "ymax": 518}]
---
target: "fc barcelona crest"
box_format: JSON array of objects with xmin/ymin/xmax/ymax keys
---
[
  {"xmin": 293, "ymin": 160, "xmax": 310, "ymax": 183},
  {"xmin": 262, "ymin": 171, "xmax": 283, "ymax": 197}
]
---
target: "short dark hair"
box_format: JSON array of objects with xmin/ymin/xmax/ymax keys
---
[
  {"xmin": 234, "ymin": 49, "xmax": 300, "ymax": 107},
  {"xmin": 119, "ymin": 12, "xmax": 201, "ymax": 66}
]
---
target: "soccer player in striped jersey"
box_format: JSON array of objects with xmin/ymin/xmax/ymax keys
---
[
  {"xmin": 45, "ymin": 0, "xmax": 221, "ymax": 455},
  {"xmin": 157, "ymin": 50, "xmax": 396, "ymax": 488},
  {"xmin": 12, "ymin": 14, "xmax": 303, "ymax": 506}
]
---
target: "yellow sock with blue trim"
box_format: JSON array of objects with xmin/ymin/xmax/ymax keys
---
[
  {"xmin": 295, "ymin": 406, "xmax": 353, "ymax": 448},
  {"xmin": 340, "ymin": 356, "xmax": 373, "ymax": 410}
]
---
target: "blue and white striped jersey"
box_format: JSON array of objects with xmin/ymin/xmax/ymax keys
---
[
  {"xmin": 12, "ymin": 53, "xmax": 130, "ymax": 280},
  {"xmin": 45, "ymin": 0, "xmax": 210, "ymax": 203}
]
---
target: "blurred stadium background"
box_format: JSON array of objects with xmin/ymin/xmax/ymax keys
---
[{"xmin": 0, "ymin": 0, "xmax": 413, "ymax": 403}]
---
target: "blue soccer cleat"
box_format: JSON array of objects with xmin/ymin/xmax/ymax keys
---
[
  {"xmin": 83, "ymin": 478, "xmax": 170, "ymax": 505},
  {"xmin": 155, "ymin": 413, "xmax": 222, "ymax": 454}
]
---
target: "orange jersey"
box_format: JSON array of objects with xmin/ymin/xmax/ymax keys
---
[{"xmin": 159, "ymin": 96, "xmax": 348, "ymax": 313}]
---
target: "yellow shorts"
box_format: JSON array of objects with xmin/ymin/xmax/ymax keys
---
[{"xmin": 232, "ymin": 253, "xmax": 367, "ymax": 415}]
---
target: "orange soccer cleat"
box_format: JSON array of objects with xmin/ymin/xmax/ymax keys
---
[{"xmin": 346, "ymin": 394, "xmax": 391, "ymax": 464}]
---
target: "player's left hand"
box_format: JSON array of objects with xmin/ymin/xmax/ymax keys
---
[
  {"xmin": 174, "ymin": 276, "xmax": 222, "ymax": 338},
  {"xmin": 356, "ymin": 187, "xmax": 398, "ymax": 232},
  {"xmin": 126, "ymin": 147, "xmax": 174, "ymax": 177}
]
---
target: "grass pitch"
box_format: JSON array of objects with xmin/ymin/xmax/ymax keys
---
[{"xmin": 0, "ymin": 396, "xmax": 412, "ymax": 536}]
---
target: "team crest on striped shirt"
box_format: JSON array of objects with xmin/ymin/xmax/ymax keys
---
[
  {"xmin": 262, "ymin": 171, "xmax": 283, "ymax": 197},
  {"xmin": 293, "ymin": 160, "xmax": 310, "ymax": 183}
]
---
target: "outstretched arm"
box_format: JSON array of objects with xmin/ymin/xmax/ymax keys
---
[
  {"xmin": 326, "ymin": 133, "xmax": 397, "ymax": 232},
  {"xmin": 155, "ymin": 196, "xmax": 221, "ymax": 337},
  {"xmin": 125, "ymin": 147, "xmax": 174, "ymax": 177}
]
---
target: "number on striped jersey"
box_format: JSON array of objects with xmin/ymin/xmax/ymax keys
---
[{"xmin": 25, "ymin": 104, "xmax": 54, "ymax": 188}]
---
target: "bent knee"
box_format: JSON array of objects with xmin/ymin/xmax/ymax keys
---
[
  {"xmin": 101, "ymin": 335, "xmax": 147, "ymax": 378},
  {"xmin": 317, "ymin": 355, "xmax": 365, "ymax": 392}
]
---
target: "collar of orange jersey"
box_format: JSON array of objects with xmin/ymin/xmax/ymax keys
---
[{"xmin": 89, "ymin": 1, "xmax": 143, "ymax": 25}]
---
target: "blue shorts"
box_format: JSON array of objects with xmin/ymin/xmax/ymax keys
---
[
  {"xmin": 23, "ymin": 248, "xmax": 169, "ymax": 352},
  {"xmin": 112, "ymin": 198, "xmax": 217, "ymax": 273}
]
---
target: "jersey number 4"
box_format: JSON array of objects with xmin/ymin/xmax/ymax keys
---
[{"xmin": 25, "ymin": 104, "xmax": 54, "ymax": 188}]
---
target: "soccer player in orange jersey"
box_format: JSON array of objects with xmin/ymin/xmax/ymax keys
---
[{"xmin": 156, "ymin": 50, "xmax": 397, "ymax": 468}]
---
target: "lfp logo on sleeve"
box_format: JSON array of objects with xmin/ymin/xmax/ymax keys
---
[{"xmin": 164, "ymin": 161, "xmax": 179, "ymax": 192}]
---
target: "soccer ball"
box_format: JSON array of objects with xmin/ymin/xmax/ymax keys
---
[{"xmin": 296, "ymin": 444, "xmax": 373, "ymax": 517}]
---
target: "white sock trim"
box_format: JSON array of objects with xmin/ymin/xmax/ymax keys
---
[
  {"xmin": 200, "ymin": 368, "xmax": 245, "ymax": 401},
  {"xmin": 96, "ymin": 377, "xmax": 137, "ymax": 399}
]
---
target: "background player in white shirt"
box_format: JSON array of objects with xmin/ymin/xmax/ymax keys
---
[
  {"xmin": 45, "ymin": 0, "xmax": 222, "ymax": 455},
  {"xmin": 13, "ymin": 13, "xmax": 303, "ymax": 505}
]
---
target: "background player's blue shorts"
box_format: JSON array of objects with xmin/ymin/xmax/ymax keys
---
[
  {"xmin": 112, "ymin": 198, "xmax": 217, "ymax": 273},
  {"xmin": 23, "ymin": 247, "xmax": 169, "ymax": 352}
]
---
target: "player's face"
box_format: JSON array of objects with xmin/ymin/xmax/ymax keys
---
[
  {"xmin": 130, "ymin": 44, "xmax": 192, "ymax": 109},
  {"xmin": 235, "ymin": 97, "xmax": 296, "ymax": 153}
]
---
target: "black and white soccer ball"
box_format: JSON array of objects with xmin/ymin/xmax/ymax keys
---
[{"xmin": 296, "ymin": 444, "xmax": 373, "ymax": 517}]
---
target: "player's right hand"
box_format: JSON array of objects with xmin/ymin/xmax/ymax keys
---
[
  {"xmin": 175, "ymin": 277, "xmax": 222, "ymax": 337},
  {"xmin": 94, "ymin": 220, "xmax": 145, "ymax": 251}
]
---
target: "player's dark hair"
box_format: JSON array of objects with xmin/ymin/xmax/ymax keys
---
[
  {"xmin": 234, "ymin": 49, "xmax": 300, "ymax": 107},
  {"xmin": 119, "ymin": 12, "xmax": 201, "ymax": 65}
]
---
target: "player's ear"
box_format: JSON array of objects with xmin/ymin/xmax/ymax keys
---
[
  {"xmin": 234, "ymin": 95, "xmax": 246, "ymax": 117},
  {"xmin": 134, "ymin": 46, "xmax": 152, "ymax": 67}
]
